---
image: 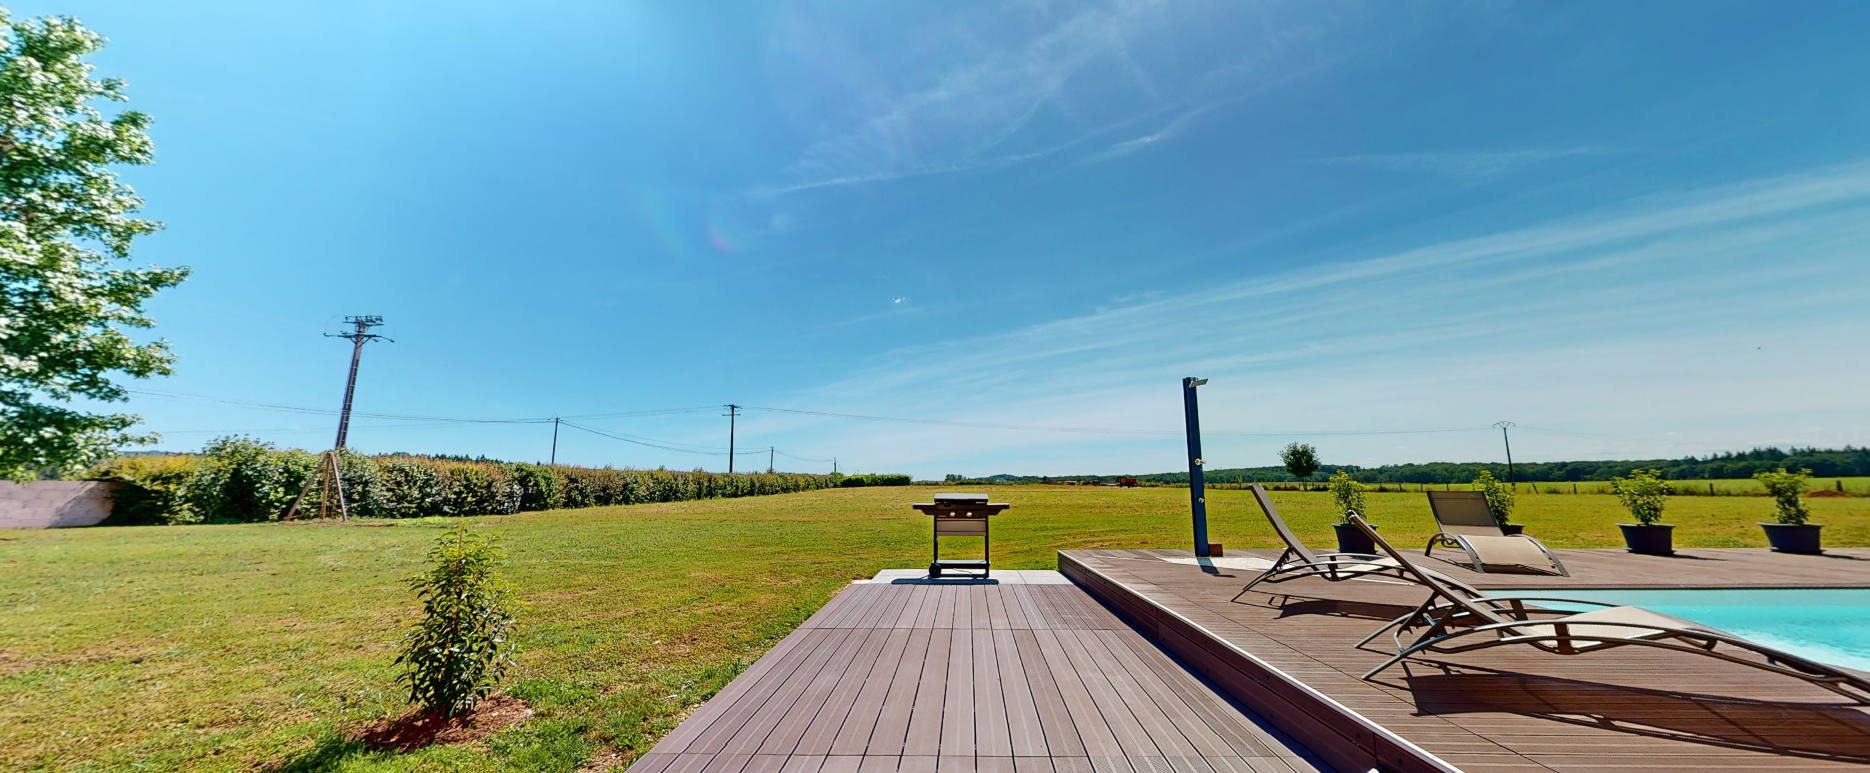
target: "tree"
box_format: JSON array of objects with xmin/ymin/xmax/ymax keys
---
[
  {"xmin": 0, "ymin": 12, "xmax": 186, "ymax": 480},
  {"xmin": 1280, "ymin": 442, "xmax": 1319, "ymax": 481}
]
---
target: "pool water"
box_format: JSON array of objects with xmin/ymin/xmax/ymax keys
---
[{"xmin": 1492, "ymin": 588, "xmax": 1870, "ymax": 671}]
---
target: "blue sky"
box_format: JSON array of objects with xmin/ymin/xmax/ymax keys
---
[{"xmin": 29, "ymin": 0, "xmax": 1870, "ymax": 477}]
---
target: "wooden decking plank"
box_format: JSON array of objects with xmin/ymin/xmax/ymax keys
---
[
  {"xmin": 939, "ymin": 755, "xmax": 978, "ymax": 773},
  {"xmin": 940, "ymin": 623, "xmax": 977, "ymax": 756},
  {"xmin": 900, "ymin": 757, "xmax": 937, "ymax": 773},
  {"xmin": 629, "ymin": 752, "xmax": 679, "ymax": 773},
  {"xmin": 993, "ymin": 628, "xmax": 1048, "ymax": 757},
  {"xmin": 795, "ymin": 628, "xmax": 897, "ymax": 755},
  {"xmin": 933, "ymin": 585, "xmax": 958, "ymax": 629},
  {"xmin": 978, "ymin": 757, "xmax": 1016, "ymax": 773},
  {"xmin": 701, "ymin": 752, "xmax": 753, "ymax": 773},
  {"xmin": 857, "ymin": 756, "xmax": 900, "ymax": 773},
  {"xmin": 970, "ymin": 585, "xmax": 992, "ymax": 630},
  {"xmin": 742, "ymin": 755, "xmax": 790, "ymax": 773},
  {"xmin": 1080, "ymin": 629, "xmax": 1228, "ymax": 758},
  {"xmin": 1003, "ymin": 585, "xmax": 1034, "ymax": 630},
  {"xmin": 1045, "ymin": 628, "xmax": 1170, "ymax": 757},
  {"xmin": 986, "ymin": 585, "xmax": 1011, "ymax": 630},
  {"xmin": 857, "ymin": 627, "xmax": 934, "ymax": 756},
  {"xmin": 905, "ymin": 627, "xmax": 955, "ymax": 755},
  {"xmin": 660, "ymin": 628, "xmax": 833, "ymax": 754},
  {"xmin": 894, "ymin": 585, "xmax": 933, "ymax": 629},
  {"xmin": 1104, "ymin": 630, "xmax": 1276, "ymax": 759},
  {"xmin": 954, "ymin": 584, "xmax": 974, "ymax": 631},
  {"xmin": 1030, "ymin": 628, "xmax": 1127, "ymax": 758},
  {"xmin": 724, "ymin": 627, "xmax": 866, "ymax": 754},
  {"xmin": 1014, "ymin": 629, "xmax": 1088, "ymax": 757},
  {"xmin": 756, "ymin": 626, "xmax": 879, "ymax": 755},
  {"xmin": 780, "ymin": 756, "xmax": 826, "ymax": 773},
  {"xmin": 974, "ymin": 628, "xmax": 1014, "ymax": 757},
  {"xmin": 1013, "ymin": 757, "xmax": 1055, "ymax": 773}
]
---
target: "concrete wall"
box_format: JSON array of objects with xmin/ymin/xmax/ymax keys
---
[{"xmin": 0, "ymin": 481, "xmax": 117, "ymax": 529}]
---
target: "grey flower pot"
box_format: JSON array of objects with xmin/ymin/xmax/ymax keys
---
[
  {"xmin": 1760, "ymin": 523, "xmax": 1823, "ymax": 554},
  {"xmin": 1618, "ymin": 523, "xmax": 1674, "ymax": 556}
]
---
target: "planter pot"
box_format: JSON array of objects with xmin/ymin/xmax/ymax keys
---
[
  {"xmin": 1500, "ymin": 523, "xmax": 1525, "ymax": 536},
  {"xmin": 1334, "ymin": 522, "xmax": 1377, "ymax": 555},
  {"xmin": 1760, "ymin": 523, "xmax": 1824, "ymax": 554},
  {"xmin": 1618, "ymin": 523, "xmax": 1674, "ymax": 556}
]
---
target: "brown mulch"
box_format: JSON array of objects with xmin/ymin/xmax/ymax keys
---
[
  {"xmin": 353, "ymin": 695, "xmax": 533, "ymax": 752},
  {"xmin": 1806, "ymin": 488, "xmax": 1851, "ymax": 498}
]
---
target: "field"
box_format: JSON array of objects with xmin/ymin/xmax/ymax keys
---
[{"xmin": 3, "ymin": 486, "xmax": 1868, "ymax": 773}]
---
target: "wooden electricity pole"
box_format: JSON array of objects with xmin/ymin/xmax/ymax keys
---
[{"xmin": 284, "ymin": 316, "xmax": 390, "ymax": 520}]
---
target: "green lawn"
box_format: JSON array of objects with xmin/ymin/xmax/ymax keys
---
[{"xmin": 2, "ymin": 485, "xmax": 1866, "ymax": 773}]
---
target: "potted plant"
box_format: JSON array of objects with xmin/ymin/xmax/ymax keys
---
[
  {"xmin": 1327, "ymin": 469, "xmax": 1374, "ymax": 554},
  {"xmin": 1611, "ymin": 468, "xmax": 1673, "ymax": 555},
  {"xmin": 1471, "ymin": 469, "xmax": 1522, "ymax": 535},
  {"xmin": 1755, "ymin": 467, "xmax": 1821, "ymax": 554}
]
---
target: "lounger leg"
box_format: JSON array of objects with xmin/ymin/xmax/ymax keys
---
[
  {"xmin": 1357, "ymin": 597, "xmax": 1435, "ymax": 649},
  {"xmin": 1233, "ymin": 549, "xmax": 1295, "ymax": 601}
]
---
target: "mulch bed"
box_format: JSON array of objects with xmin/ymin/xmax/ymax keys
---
[{"xmin": 354, "ymin": 694, "xmax": 533, "ymax": 751}]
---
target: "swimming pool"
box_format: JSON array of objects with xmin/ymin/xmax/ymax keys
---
[{"xmin": 1492, "ymin": 588, "xmax": 1870, "ymax": 671}]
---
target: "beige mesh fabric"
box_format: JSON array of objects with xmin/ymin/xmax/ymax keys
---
[
  {"xmin": 1511, "ymin": 606, "xmax": 1719, "ymax": 650},
  {"xmin": 1459, "ymin": 535, "xmax": 1552, "ymax": 568},
  {"xmin": 1427, "ymin": 491, "xmax": 1504, "ymax": 536}
]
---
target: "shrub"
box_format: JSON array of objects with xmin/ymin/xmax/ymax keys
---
[
  {"xmin": 1326, "ymin": 469, "xmax": 1366, "ymax": 524},
  {"xmin": 183, "ymin": 437, "xmax": 319, "ymax": 522},
  {"xmin": 395, "ymin": 526, "xmax": 519, "ymax": 718},
  {"xmin": 90, "ymin": 454, "xmax": 201, "ymax": 525},
  {"xmin": 1754, "ymin": 467, "xmax": 1812, "ymax": 525},
  {"xmin": 836, "ymin": 473, "xmax": 913, "ymax": 488},
  {"xmin": 1610, "ymin": 468, "xmax": 1671, "ymax": 525},
  {"xmin": 1471, "ymin": 469, "xmax": 1514, "ymax": 526},
  {"xmin": 1280, "ymin": 443, "xmax": 1320, "ymax": 481}
]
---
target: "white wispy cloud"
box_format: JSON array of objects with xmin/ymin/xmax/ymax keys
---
[
  {"xmin": 746, "ymin": 160, "xmax": 1870, "ymax": 476},
  {"xmin": 1312, "ymin": 147, "xmax": 1614, "ymax": 178}
]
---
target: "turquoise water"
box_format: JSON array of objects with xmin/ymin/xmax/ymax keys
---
[{"xmin": 1492, "ymin": 588, "xmax": 1870, "ymax": 671}]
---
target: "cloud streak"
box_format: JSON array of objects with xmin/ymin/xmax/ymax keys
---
[
  {"xmin": 1311, "ymin": 147, "xmax": 1614, "ymax": 178},
  {"xmin": 749, "ymin": 160, "xmax": 1870, "ymax": 476}
]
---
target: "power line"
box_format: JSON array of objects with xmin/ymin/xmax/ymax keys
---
[{"xmin": 740, "ymin": 405, "xmax": 1498, "ymax": 438}]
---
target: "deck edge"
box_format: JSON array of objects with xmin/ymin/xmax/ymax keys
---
[{"xmin": 1057, "ymin": 550, "xmax": 1465, "ymax": 773}]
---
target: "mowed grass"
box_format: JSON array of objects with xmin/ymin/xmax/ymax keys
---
[{"xmin": 2, "ymin": 485, "xmax": 1868, "ymax": 773}]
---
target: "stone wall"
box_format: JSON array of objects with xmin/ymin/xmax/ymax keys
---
[{"xmin": 0, "ymin": 481, "xmax": 117, "ymax": 529}]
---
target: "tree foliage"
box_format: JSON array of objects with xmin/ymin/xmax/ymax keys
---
[
  {"xmin": 1753, "ymin": 467, "xmax": 1812, "ymax": 525},
  {"xmin": 395, "ymin": 526, "xmax": 520, "ymax": 718},
  {"xmin": 1326, "ymin": 468, "xmax": 1366, "ymax": 524},
  {"xmin": 1610, "ymin": 468, "xmax": 1671, "ymax": 526},
  {"xmin": 0, "ymin": 12, "xmax": 185, "ymax": 480},
  {"xmin": 1471, "ymin": 469, "xmax": 1514, "ymax": 525},
  {"xmin": 1280, "ymin": 442, "xmax": 1320, "ymax": 481}
]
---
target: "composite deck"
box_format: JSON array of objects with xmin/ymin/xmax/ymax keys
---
[
  {"xmin": 1061, "ymin": 548, "xmax": 1870, "ymax": 773},
  {"xmin": 629, "ymin": 570, "xmax": 1325, "ymax": 773}
]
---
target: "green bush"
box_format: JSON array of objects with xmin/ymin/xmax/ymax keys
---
[
  {"xmin": 1326, "ymin": 469, "xmax": 1366, "ymax": 524},
  {"xmin": 1471, "ymin": 469, "xmax": 1515, "ymax": 526},
  {"xmin": 1754, "ymin": 467, "xmax": 1812, "ymax": 525},
  {"xmin": 395, "ymin": 526, "xmax": 519, "ymax": 718},
  {"xmin": 1610, "ymin": 468, "xmax": 1671, "ymax": 525},
  {"xmin": 90, "ymin": 454, "xmax": 201, "ymax": 525}
]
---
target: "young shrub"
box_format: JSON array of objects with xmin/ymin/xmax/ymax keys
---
[
  {"xmin": 1610, "ymin": 468, "xmax": 1671, "ymax": 525},
  {"xmin": 1280, "ymin": 443, "xmax": 1320, "ymax": 481},
  {"xmin": 88, "ymin": 454, "xmax": 202, "ymax": 524},
  {"xmin": 1470, "ymin": 469, "xmax": 1515, "ymax": 526},
  {"xmin": 1754, "ymin": 467, "xmax": 1813, "ymax": 525},
  {"xmin": 1326, "ymin": 469, "xmax": 1367, "ymax": 524},
  {"xmin": 395, "ymin": 526, "xmax": 519, "ymax": 718}
]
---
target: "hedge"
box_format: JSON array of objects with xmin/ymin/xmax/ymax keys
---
[{"xmin": 89, "ymin": 437, "xmax": 900, "ymax": 525}]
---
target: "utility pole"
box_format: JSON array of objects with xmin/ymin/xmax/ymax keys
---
[
  {"xmin": 1495, "ymin": 420, "xmax": 1516, "ymax": 491},
  {"xmin": 833, "ymin": 457, "xmax": 838, "ymax": 475},
  {"xmin": 285, "ymin": 315, "xmax": 390, "ymax": 521},
  {"xmin": 768, "ymin": 446, "xmax": 775, "ymax": 474},
  {"xmin": 1182, "ymin": 377, "xmax": 1211, "ymax": 557},
  {"xmin": 724, "ymin": 404, "xmax": 740, "ymax": 474},
  {"xmin": 550, "ymin": 417, "xmax": 560, "ymax": 466}
]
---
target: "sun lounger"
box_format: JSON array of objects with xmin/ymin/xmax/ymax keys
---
[
  {"xmin": 1231, "ymin": 484, "xmax": 1435, "ymax": 599},
  {"xmin": 1424, "ymin": 490, "xmax": 1568, "ymax": 576},
  {"xmin": 1347, "ymin": 514, "xmax": 1870, "ymax": 703}
]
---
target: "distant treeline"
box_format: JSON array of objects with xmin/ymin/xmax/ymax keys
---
[{"xmin": 949, "ymin": 446, "xmax": 1870, "ymax": 486}]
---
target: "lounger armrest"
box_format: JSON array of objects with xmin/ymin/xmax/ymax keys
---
[{"xmin": 1466, "ymin": 595, "xmax": 1620, "ymax": 609}]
